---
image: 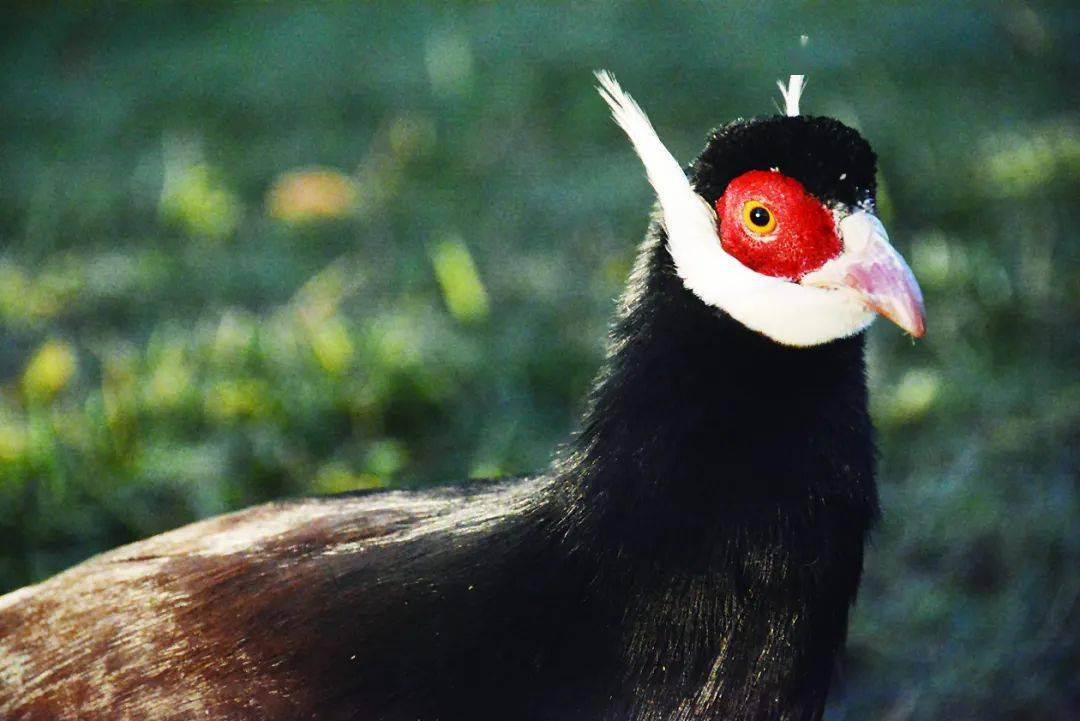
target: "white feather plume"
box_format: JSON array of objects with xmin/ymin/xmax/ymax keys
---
[
  {"xmin": 593, "ymin": 70, "xmax": 719, "ymax": 290},
  {"xmin": 776, "ymin": 75, "xmax": 805, "ymax": 116},
  {"xmin": 593, "ymin": 70, "xmax": 714, "ymax": 231}
]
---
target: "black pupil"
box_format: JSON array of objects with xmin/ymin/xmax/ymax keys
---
[{"xmin": 749, "ymin": 206, "xmax": 771, "ymax": 227}]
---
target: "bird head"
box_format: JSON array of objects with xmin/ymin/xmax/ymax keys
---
[{"xmin": 598, "ymin": 72, "xmax": 925, "ymax": 347}]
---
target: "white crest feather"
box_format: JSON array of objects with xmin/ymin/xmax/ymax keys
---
[
  {"xmin": 594, "ymin": 70, "xmax": 875, "ymax": 347},
  {"xmin": 593, "ymin": 69, "xmax": 717, "ymax": 270},
  {"xmin": 777, "ymin": 74, "xmax": 803, "ymax": 117},
  {"xmin": 777, "ymin": 74, "xmax": 805, "ymax": 116}
]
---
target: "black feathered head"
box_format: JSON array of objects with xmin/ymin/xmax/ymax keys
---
[{"xmin": 598, "ymin": 72, "xmax": 924, "ymax": 347}]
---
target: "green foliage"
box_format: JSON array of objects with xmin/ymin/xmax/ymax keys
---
[
  {"xmin": 430, "ymin": 237, "xmax": 490, "ymax": 323},
  {"xmin": 0, "ymin": 4, "xmax": 1076, "ymax": 719}
]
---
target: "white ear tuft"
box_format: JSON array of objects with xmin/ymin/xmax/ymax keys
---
[
  {"xmin": 593, "ymin": 70, "xmax": 691, "ymax": 221},
  {"xmin": 593, "ymin": 68, "xmax": 719, "ymax": 295},
  {"xmin": 776, "ymin": 74, "xmax": 806, "ymax": 116}
]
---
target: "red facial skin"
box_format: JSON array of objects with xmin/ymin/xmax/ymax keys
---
[{"xmin": 716, "ymin": 170, "xmax": 842, "ymax": 281}]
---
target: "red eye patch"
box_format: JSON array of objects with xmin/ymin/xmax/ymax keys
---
[{"xmin": 716, "ymin": 170, "xmax": 841, "ymax": 281}]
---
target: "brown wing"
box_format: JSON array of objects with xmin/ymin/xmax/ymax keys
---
[{"xmin": 0, "ymin": 489, "xmax": 471, "ymax": 720}]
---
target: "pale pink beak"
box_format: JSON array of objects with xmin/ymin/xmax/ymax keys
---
[{"xmin": 802, "ymin": 211, "xmax": 926, "ymax": 338}]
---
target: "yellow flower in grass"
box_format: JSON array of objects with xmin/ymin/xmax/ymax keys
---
[
  {"xmin": 308, "ymin": 316, "xmax": 355, "ymax": 375},
  {"xmin": 268, "ymin": 168, "xmax": 359, "ymax": 223},
  {"xmin": 23, "ymin": 340, "xmax": 77, "ymax": 403},
  {"xmin": 160, "ymin": 163, "xmax": 242, "ymax": 241}
]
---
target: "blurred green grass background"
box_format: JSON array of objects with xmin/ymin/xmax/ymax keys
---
[{"xmin": 1, "ymin": 3, "xmax": 1077, "ymax": 719}]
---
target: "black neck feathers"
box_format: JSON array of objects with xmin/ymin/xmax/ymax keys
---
[{"xmin": 553, "ymin": 228, "xmax": 879, "ymax": 719}]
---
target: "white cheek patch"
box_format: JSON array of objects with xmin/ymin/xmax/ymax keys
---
[{"xmin": 595, "ymin": 70, "xmax": 874, "ymax": 347}]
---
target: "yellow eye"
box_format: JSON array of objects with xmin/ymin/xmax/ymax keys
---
[{"xmin": 741, "ymin": 200, "xmax": 777, "ymax": 235}]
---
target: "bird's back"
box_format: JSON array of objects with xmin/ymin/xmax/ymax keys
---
[{"xmin": 0, "ymin": 478, "xmax": 557, "ymax": 720}]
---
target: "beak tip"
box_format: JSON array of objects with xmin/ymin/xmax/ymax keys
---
[
  {"xmin": 900, "ymin": 302, "xmax": 927, "ymax": 339},
  {"xmin": 906, "ymin": 297, "xmax": 927, "ymax": 339},
  {"xmin": 874, "ymin": 298, "xmax": 926, "ymax": 340}
]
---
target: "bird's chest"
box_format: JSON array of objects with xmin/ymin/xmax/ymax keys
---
[{"xmin": 584, "ymin": 502, "xmax": 870, "ymax": 721}]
